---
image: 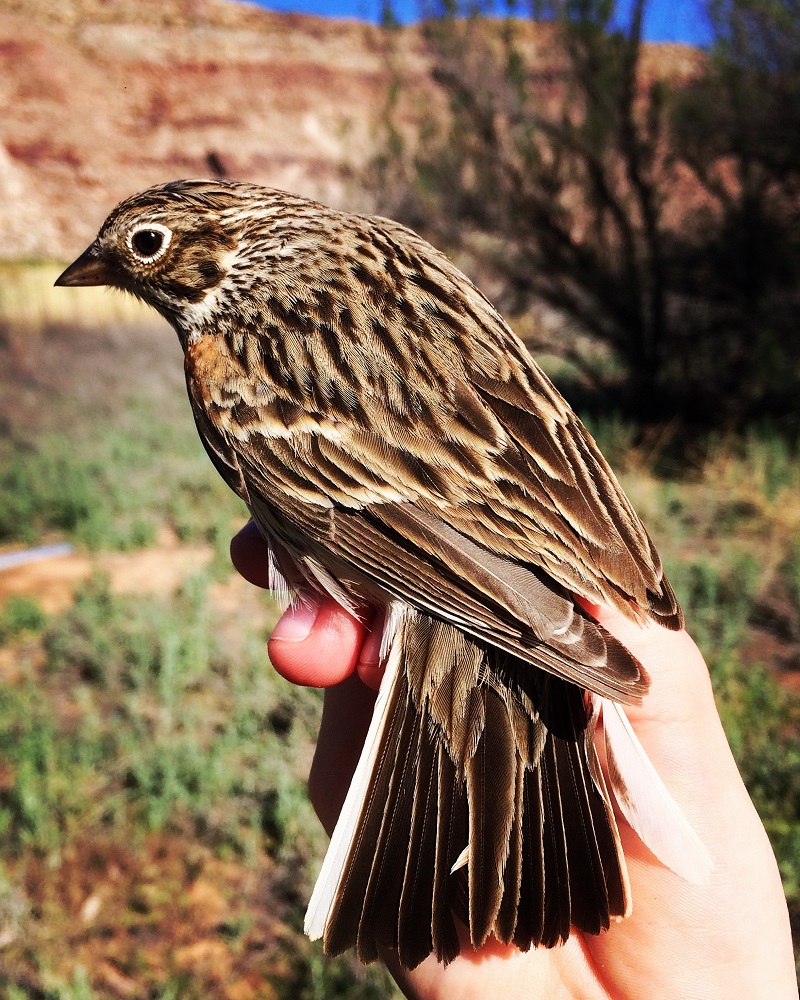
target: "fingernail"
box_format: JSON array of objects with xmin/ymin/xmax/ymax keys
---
[{"xmin": 271, "ymin": 598, "xmax": 320, "ymax": 642}]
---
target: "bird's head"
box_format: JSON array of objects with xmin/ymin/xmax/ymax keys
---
[{"xmin": 55, "ymin": 179, "xmax": 314, "ymax": 342}]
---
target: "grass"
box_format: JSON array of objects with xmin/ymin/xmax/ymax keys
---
[
  {"xmin": 0, "ymin": 266, "xmax": 247, "ymax": 561},
  {"xmin": 11, "ymin": 573, "xmax": 294, "ymax": 853},
  {"xmin": 0, "ymin": 573, "xmax": 397, "ymax": 999},
  {"xmin": 0, "ymin": 398, "xmax": 246, "ymax": 554},
  {"xmin": 0, "ymin": 269, "xmax": 798, "ymax": 988},
  {"xmin": 0, "ymin": 596, "xmax": 48, "ymax": 644}
]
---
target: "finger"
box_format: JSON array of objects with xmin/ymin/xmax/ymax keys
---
[
  {"xmin": 582, "ymin": 615, "xmax": 795, "ymax": 997},
  {"xmin": 356, "ymin": 607, "xmax": 386, "ymax": 691},
  {"xmin": 268, "ymin": 595, "xmax": 371, "ymax": 687},
  {"xmin": 308, "ymin": 674, "xmax": 378, "ymax": 835},
  {"xmin": 230, "ymin": 519, "xmax": 270, "ymax": 588},
  {"xmin": 583, "ymin": 600, "xmax": 715, "ymax": 729}
]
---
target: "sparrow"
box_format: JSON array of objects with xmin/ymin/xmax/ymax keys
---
[{"xmin": 56, "ymin": 179, "xmax": 710, "ymax": 969}]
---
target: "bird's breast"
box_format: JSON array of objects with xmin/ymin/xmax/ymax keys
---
[
  {"xmin": 186, "ymin": 333, "xmax": 296, "ymax": 436},
  {"xmin": 185, "ymin": 333, "xmax": 242, "ymax": 401}
]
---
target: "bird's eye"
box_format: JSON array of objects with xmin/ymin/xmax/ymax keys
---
[
  {"xmin": 127, "ymin": 223, "xmax": 172, "ymax": 263},
  {"xmin": 133, "ymin": 229, "xmax": 162, "ymax": 256}
]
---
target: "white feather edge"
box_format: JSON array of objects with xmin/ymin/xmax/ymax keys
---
[
  {"xmin": 601, "ymin": 698, "xmax": 713, "ymax": 884},
  {"xmin": 450, "ymin": 844, "xmax": 470, "ymax": 874},
  {"xmin": 305, "ymin": 602, "xmax": 408, "ymax": 940},
  {"xmin": 266, "ymin": 535, "xmax": 294, "ymax": 614},
  {"xmin": 302, "ymin": 556, "xmax": 364, "ymax": 620}
]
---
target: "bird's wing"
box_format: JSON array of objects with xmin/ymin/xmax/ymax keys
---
[
  {"xmin": 372, "ymin": 223, "xmax": 682, "ymax": 629},
  {"xmin": 184, "ymin": 395, "xmax": 643, "ymax": 703},
  {"xmin": 307, "ymin": 371, "xmax": 680, "ymax": 631},
  {"xmin": 250, "ymin": 213, "xmax": 679, "ymax": 626},
  {"xmin": 183, "ymin": 225, "xmax": 679, "ymax": 701}
]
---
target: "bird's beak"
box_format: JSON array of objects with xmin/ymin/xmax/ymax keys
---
[{"xmin": 55, "ymin": 244, "xmax": 118, "ymax": 287}]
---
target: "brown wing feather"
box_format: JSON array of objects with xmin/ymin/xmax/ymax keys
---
[
  {"xmin": 246, "ymin": 484, "xmax": 647, "ymax": 703},
  {"xmin": 186, "ymin": 343, "xmax": 649, "ymax": 700},
  {"xmin": 184, "ymin": 212, "xmax": 681, "ymax": 634},
  {"xmin": 357, "ymin": 217, "xmax": 682, "ymax": 627}
]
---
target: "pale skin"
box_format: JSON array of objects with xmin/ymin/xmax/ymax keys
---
[{"xmin": 231, "ymin": 521, "xmax": 798, "ymax": 1000}]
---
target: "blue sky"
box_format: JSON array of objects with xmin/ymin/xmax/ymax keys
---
[{"xmin": 252, "ymin": 0, "xmax": 714, "ymax": 46}]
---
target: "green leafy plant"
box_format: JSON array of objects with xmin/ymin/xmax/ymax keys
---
[{"xmin": 0, "ymin": 596, "xmax": 47, "ymax": 643}]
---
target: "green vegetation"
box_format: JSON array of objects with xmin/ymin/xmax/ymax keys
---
[
  {"xmin": 0, "ymin": 402, "xmax": 245, "ymax": 555},
  {"xmin": 0, "ymin": 595, "xmax": 47, "ymax": 643},
  {"xmin": 0, "ymin": 572, "xmax": 396, "ymax": 998},
  {"xmin": 6, "ymin": 573, "xmax": 290, "ymax": 853}
]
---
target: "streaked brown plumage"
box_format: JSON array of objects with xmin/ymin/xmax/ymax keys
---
[{"xmin": 56, "ymin": 179, "xmax": 706, "ymax": 970}]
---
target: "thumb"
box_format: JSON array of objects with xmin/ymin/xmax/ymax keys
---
[{"xmin": 268, "ymin": 595, "xmax": 368, "ymax": 687}]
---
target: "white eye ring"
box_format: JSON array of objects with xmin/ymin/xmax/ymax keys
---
[{"xmin": 126, "ymin": 223, "xmax": 173, "ymax": 263}]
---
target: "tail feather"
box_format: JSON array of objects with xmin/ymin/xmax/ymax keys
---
[
  {"xmin": 466, "ymin": 689, "xmax": 517, "ymax": 946},
  {"xmin": 553, "ymin": 737, "xmax": 612, "ymax": 934},
  {"xmin": 396, "ymin": 719, "xmax": 438, "ymax": 969},
  {"xmin": 494, "ymin": 756, "xmax": 525, "ymax": 944},
  {"xmin": 540, "ymin": 736, "xmax": 572, "ymax": 946},
  {"xmin": 431, "ymin": 745, "xmax": 464, "ymax": 964},
  {"xmin": 513, "ymin": 772, "xmax": 545, "ymax": 949},
  {"xmin": 355, "ymin": 685, "xmax": 419, "ymax": 963},
  {"xmin": 602, "ymin": 698, "xmax": 712, "ymax": 884},
  {"xmin": 310, "ymin": 607, "xmax": 634, "ymax": 968},
  {"xmin": 306, "ymin": 611, "xmax": 406, "ymax": 952}
]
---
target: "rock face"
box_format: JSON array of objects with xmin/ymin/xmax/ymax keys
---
[
  {"xmin": 0, "ymin": 0, "xmax": 702, "ymax": 260},
  {"xmin": 0, "ymin": 0, "xmax": 413, "ymax": 258}
]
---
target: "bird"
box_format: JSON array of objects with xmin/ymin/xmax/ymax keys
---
[{"xmin": 56, "ymin": 179, "xmax": 710, "ymax": 970}]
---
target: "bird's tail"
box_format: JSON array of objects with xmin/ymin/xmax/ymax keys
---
[{"xmin": 305, "ymin": 604, "xmax": 630, "ymax": 968}]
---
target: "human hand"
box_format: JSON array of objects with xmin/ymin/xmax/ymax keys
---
[{"xmin": 232, "ymin": 521, "xmax": 798, "ymax": 1000}]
